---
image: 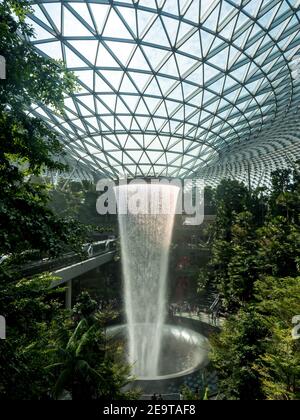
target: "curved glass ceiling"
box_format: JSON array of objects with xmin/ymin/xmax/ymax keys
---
[{"xmin": 28, "ymin": 0, "xmax": 300, "ymax": 182}]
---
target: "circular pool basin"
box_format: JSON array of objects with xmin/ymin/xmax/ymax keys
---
[{"xmin": 107, "ymin": 323, "xmax": 210, "ymax": 390}]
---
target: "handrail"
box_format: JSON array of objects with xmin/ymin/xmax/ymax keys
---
[{"xmin": 3, "ymin": 239, "xmax": 118, "ymax": 276}]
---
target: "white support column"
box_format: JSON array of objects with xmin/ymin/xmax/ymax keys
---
[
  {"xmin": 66, "ymin": 280, "xmax": 72, "ymax": 310},
  {"xmin": 0, "ymin": 315, "xmax": 6, "ymax": 340}
]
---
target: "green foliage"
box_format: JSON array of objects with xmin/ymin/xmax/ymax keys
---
[
  {"xmin": 256, "ymin": 216, "xmax": 300, "ymax": 277},
  {"xmin": 224, "ymin": 212, "xmax": 259, "ymax": 309},
  {"xmin": 0, "ymin": 273, "xmax": 65, "ymax": 399},
  {"xmin": 0, "ymin": 0, "xmax": 88, "ymax": 259},
  {"xmin": 269, "ymin": 168, "xmax": 300, "ymax": 218},
  {"xmin": 46, "ymin": 293, "xmax": 137, "ymax": 400},
  {"xmin": 0, "ymin": 0, "xmax": 74, "ymax": 173},
  {"xmin": 0, "ymin": 2, "xmax": 125, "ymax": 401},
  {"xmin": 72, "ymin": 291, "xmax": 98, "ymax": 320},
  {"xmin": 0, "ymin": 0, "xmax": 75, "ymax": 113},
  {"xmin": 199, "ymin": 168, "xmax": 300, "ymax": 400},
  {"xmin": 48, "ymin": 181, "xmax": 117, "ymax": 232},
  {"xmin": 180, "ymin": 385, "xmax": 209, "ymax": 400},
  {"xmin": 204, "ymin": 186, "xmax": 216, "ymax": 215},
  {"xmin": 253, "ymin": 276, "xmax": 300, "ymax": 400},
  {"xmin": 214, "ymin": 179, "xmax": 258, "ymax": 240},
  {"xmin": 210, "ymin": 308, "xmax": 267, "ymax": 400},
  {"xmin": 0, "ymin": 288, "xmax": 138, "ymax": 400}
]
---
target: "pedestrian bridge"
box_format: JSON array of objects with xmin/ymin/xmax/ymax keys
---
[
  {"xmin": 51, "ymin": 244, "xmax": 116, "ymax": 309},
  {"xmin": 51, "ymin": 240, "xmax": 116, "ymax": 287},
  {"xmin": 14, "ymin": 239, "xmax": 117, "ymax": 309}
]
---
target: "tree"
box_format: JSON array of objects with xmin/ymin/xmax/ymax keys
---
[
  {"xmin": 198, "ymin": 180, "xmax": 264, "ymax": 312},
  {"xmin": 203, "ymin": 168, "xmax": 300, "ymax": 400},
  {"xmin": 49, "ymin": 319, "xmax": 108, "ymax": 400},
  {"xmin": 47, "ymin": 294, "xmax": 136, "ymax": 400},
  {"xmin": 254, "ymin": 276, "xmax": 300, "ymax": 400},
  {"xmin": 256, "ymin": 217, "xmax": 300, "ymax": 278},
  {"xmin": 0, "ymin": 1, "xmax": 117, "ymax": 401},
  {"xmin": 224, "ymin": 212, "xmax": 258, "ymax": 310},
  {"xmin": 214, "ymin": 179, "xmax": 253, "ymax": 240},
  {"xmin": 0, "ymin": 274, "xmax": 65, "ymax": 399},
  {"xmin": 48, "ymin": 181, "xmax": 117, "ymax": 232},
  {"xmin": 210, "ymin": 307, "xmax": 268, "ymax": 400},
  {"xmin": 0, "ymin": 0, "xmax": 87, "ymax": 260},
  {"xmin": 180, "ymin": 385, "xmax": 209, "ymax": 400},
  {"xmin": 269, "ymin": 168, "xmax": 300, "ymax": 222}
]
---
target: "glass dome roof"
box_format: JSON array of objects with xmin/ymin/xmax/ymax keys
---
[{"xmin": 27, "ymin": 0, "xmax": 300, "ymax": 184}]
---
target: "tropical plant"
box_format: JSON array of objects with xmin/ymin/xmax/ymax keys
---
[
  {"xmin": 47, "ymin": 299, "xmax": 136, "ymax": 400},
  {"xmin": 200, "ymin": 168, "xmax": 300, "ymax": 400}
]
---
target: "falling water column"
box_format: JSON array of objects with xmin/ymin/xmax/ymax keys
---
[{"xmin": 116, "ymin": 184, "xmax": 179, "ymax": 378}]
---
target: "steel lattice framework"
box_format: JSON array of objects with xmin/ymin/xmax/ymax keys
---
[{"xmin": 27, "ymin": 0, "xmax": 300, "ymax": 185}]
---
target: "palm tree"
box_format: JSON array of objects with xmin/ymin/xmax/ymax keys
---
[
  {"xmin": 47, "ymin": 313, "xmax": 134, "ymax": 400},
  {"xmin": 47, "ymin": 318, "xmax": 106, "ymax": 400}
]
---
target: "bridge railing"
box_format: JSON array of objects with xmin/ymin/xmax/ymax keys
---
[{"xmin": 2, "ymin": 239, "xmax": 117, "ymax": 277}]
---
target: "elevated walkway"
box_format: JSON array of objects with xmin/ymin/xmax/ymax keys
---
[
  {"xmin": 174, "ymin": 312, "xmax": 225, "ymax": 328},
  {"xmin": 49, "ymin": 240, "xmax": 117, "ymax": 308},
  {"xmin": 10, "ymin": 240, "xmax": 117, "ymax": 309},
  {"xmin": 51, "ymin": 250, "xmax": 115, "ymax": 287}
]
